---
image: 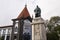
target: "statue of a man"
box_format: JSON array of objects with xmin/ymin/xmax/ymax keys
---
[{"xmin": 34, "ymin": 5, "xmax": 41, "ymax": 17}]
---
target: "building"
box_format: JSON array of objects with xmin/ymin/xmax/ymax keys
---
[
  {"xmin": 0, "ymin": 5, "xmax": 47, "ymax": 40},
  {"xmin": 0, "ymin": 25, "xmax": 12, "ymax": 40},
  {"xmin": 0, "ymin": 5, "xmax": 32, "ymax": 40}
]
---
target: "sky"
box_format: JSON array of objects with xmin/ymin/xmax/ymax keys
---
[{"xmin": 0, "ymin": 0, "xmax": 60, "ymax": 26}]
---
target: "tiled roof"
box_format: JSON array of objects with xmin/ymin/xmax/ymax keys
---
[{"xmin": 17, "ymin": 5, "xmax": 31, "ymax": 19}]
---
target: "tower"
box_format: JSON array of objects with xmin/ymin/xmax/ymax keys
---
[
  {"xmin": 11, "ymin": 5, "xmax": 32, "ymax": 40},
  {"xmin": 31, "ymin": 5, "xmax": 47, "ymax": 40}
]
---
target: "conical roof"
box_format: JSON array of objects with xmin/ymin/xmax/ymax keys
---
[
  {"xmin": 17, "ymin": 5, "xmax": 30, "ymax": 19},
  {"xmin": 17, "ymin": 5, "xmax": 32, "ymax": 22}
]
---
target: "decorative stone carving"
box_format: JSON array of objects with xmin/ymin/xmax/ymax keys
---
[{"xmin": 31, "ymin": 17, "xmax": 47, "ymax": 40}]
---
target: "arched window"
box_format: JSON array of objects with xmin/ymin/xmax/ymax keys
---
[{"xmin": 15, "ymin": 27, "xmax": 18, "ymax": 32}]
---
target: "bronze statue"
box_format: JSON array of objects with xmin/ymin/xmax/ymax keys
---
[{"xmin": 34, "ymin": 5, "xmax": 41, "ymax": 17}]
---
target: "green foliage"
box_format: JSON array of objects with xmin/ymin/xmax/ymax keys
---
[
  {"xmin": 47, "ymin": 16, "xmax": 60, "ymax": 31},
  {"xmin": 54, "ymin": 25, "xmax": 60, "ymax": 32},
  {"xmin": 50, "ymin": 16, "xmax": 60, "ymax": 23},
  {"xmin": 47, "ymin": 32, "xmax": 59, "ymax": 40},
  {"xmin": 0, "ymin": 37, "xmax": 2, "ymax": 40},
  {"xmin": 47, "ymin": 23, "xmax": 54, "ymax": 31},
  {"xmin": 47, "ymin": 25, "xmax": 60, "ymax": 40},
  {"xmin": 0, "ymin": 37, "xmax": 3, "ymax": 40},
  {"xmin": 47, "ymin": 16, "xmax": 60, "ymax": 40}
]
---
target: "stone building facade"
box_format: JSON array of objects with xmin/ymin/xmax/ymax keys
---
[
  {"xmin": 0, "ymin": 5, "xmax": 32, "ymax": 40},
  {"xmin": 0, "ymin": 25, "xmax": 12, "ymax": 40},
  {"xmin": 0, "ymin": 5, "xmax": 47, "ymax": 40}
]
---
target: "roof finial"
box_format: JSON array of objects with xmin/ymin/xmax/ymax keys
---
[{"xmin": 25, "ymin": 4, "xmax": 27, "ymax": 7}]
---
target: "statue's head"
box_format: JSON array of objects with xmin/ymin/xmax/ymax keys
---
[{"xmin": 34, "ymin": 5, "xmax": 41, "ymax": 17}]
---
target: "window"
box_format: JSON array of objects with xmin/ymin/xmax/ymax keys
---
[
  {"xmin": 14, "ymin": 26, "xmax": 18, "ymax": 33},
  {"xmin": 0, "ymin": 29, "xmax": 1, "ymax": 35},
  {"xmin": 8, "ymin": 29, "xmax": 11, "ymax": 34},
  {"xmin": 14, "ymin": 23, "xmax": 18, "ymax": 32},
  {"xmin": 3, "ymin": 29, "xmax": 6, "ymax": 35}
]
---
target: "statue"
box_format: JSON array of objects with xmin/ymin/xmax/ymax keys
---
[{"xmin": 34, "ymin": 5, "xmax": 41, "ymax": 17}]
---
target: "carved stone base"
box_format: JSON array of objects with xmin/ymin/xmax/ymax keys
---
[{"xmin": 31, "ymin": 17, "xmax": 46, "ymax": 40}]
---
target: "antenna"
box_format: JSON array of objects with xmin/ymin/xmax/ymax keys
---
[
  {"xmin": 25, "ymin": 0, "xmax": 28, "ymax": 6},
  {"xmin": 25, "ymin": 4, "xmax": 27, "ymax": 7}
]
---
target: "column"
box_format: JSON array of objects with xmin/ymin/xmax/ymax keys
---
[
  {"xmin": 9, "ymin": 28, "xmax": 12, "ymax": 40},
  {"xmin": 4, "ymin": 29, "xmax": 8, "ymax": 40},
  {"xmin": 1, "ymin": 29, "xmax": 3, "ymax": 36},
  {"xmin": 32, "ymin": 25, "xmax": 34, "ymax": 40},
  {"xmin": 11, "ymin": 20, "xmax": 15, "ymax": 40},
  {"xmin": 39, "ymin": 24, "xmax": 43, "ymax": 40},
  {"xmin": 17, "ymin": 20, "xmax": 23, "ymax": 40}
]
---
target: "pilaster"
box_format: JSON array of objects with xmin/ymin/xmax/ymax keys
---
[
  {"xmin": 11, "ymin": 20, "xmax": 15, "ymax": 40},
  {"xmin": 4, "ymin": 29, "xmax": 8, "ymax": 40},
  {"xmin": 17, "ymin": 19, "xmax": 24, "ymax": 40}
]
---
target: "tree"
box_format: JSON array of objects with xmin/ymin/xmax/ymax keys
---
[
  {"xmin": 46, "ymin": 16, "xmax": 60, "ymax": 40},
  {"xmin": 50, "ymin": 16, "xmax": 60, "ymax": 24},
  {"xmin": 47, "ymin": 32, "xmax": 59, "ymax": 40},
  {"xmin": 47, "ymin": 16, "xmax": 60, "ymax": 31},
  {"xmin": 0, "ymin": 37, "xmax": 3, "ymax": 40},
  {"xmin": 0, "ymin": 37, "xmax": 2, "ymax": 40}
]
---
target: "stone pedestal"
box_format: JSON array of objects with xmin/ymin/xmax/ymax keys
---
[{"xmin": 31, "ymin": 17, "xmax": 46, "ymax": 40}]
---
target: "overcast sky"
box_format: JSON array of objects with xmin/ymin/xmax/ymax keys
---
[{"xmin": 0, "ymin": 0, "xmax": 60, "ymax": 26}]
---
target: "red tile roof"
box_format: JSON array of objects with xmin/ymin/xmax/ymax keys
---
[{"xmin": 17, "ymin": 6, "xmax": 31, "ymax": 19}]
